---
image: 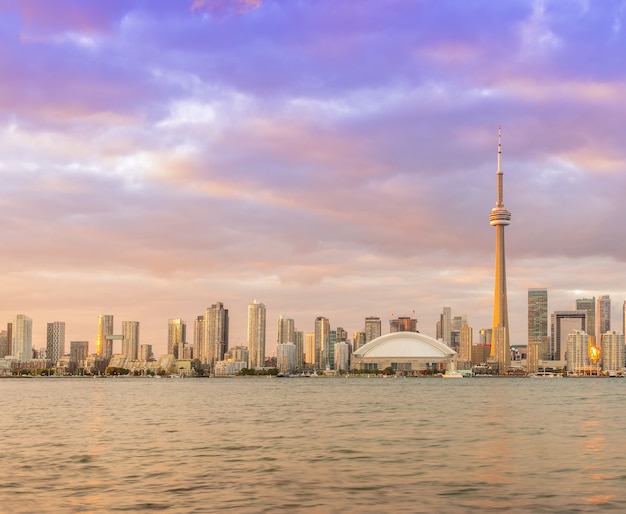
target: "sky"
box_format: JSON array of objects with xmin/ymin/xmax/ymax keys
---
[{"xmin": 3, "ymin": 0, "xmax": 626, "ymax": 357}]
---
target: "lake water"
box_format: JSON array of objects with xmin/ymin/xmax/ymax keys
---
[{"xmin": 1, "ymin": 376, "xmax": 625, "ymax": 513}]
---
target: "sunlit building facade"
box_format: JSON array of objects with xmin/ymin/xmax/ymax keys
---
[
  {"xmin": 13, "ymin": 314, "xmax": 33, "ymax": 362},
  {"xmin": 247, "ymin": 300, "xmax": 266, "ymax": 369},
  {"xmin": 314, "ymin": 316, "xmax": 330, "ymax": 370},
  {"xmin": 96, "ymin": 314, "xmax": 114, "ymax": 358},
  {"xmin": 122, "ymin": 321, "xmax": 140, "ymax": 360},
  {"xmin": 167, "ymin": 318, "xmax": 186, "ymax": 358}
]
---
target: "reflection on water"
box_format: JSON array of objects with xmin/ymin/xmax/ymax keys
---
[{"xmin": 1, "ymin": 377, "xmax": 626, "ymax": 512}]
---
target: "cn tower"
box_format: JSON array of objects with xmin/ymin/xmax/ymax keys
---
[{"xmin": 489, "ymin": 127, "xmax": 511, "ymax": 373}]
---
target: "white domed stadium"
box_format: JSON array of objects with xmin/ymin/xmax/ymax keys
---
[{"xmin": 351, "ymin": 332, "xmax": 456, "ymax": 374}]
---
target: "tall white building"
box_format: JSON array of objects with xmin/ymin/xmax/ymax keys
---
[
  {"xmin": 247, "ymin": 301, "xmax": 266, "ymax": 369},
  {"xmin": 96, "ymin": 314, "xmax": 114, "ymax": 357},
  {"xmin": 276, "ymin": 342, "xmax": 296, "ymax": 374},
  {"xmin": 334, "ymin": 341, "xmax": 350, "ymax": 372},
  {"xmin": 46, "ymin": 321, "xmax": 66, "ymax": 365},
  {"xmin": 122, "ymin": 321, "xmax": 140, "ymax": 360},
  {"xmin": 566, "ymin": 330, "xmax": 590, "ymax": 374},
  {"xmin": 600, "ymin": 330, "xmax": 624, "ymax": 373},
  {"xmin": 13, "ymin": 314, "xmax": 33, "ymax": 362},
  {"xmin": 439, "ymin": 307, "xmax": 452, "ymax": 345}
]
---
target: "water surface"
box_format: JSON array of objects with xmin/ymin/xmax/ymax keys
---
[{"xmin": 1, "ymin": 377, "xmax": 625, "ymax": 512}]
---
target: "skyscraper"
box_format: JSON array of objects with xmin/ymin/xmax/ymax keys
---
[
  {"xmin": 314, "ymin": 316, "xmax": 330, "ymax": 369},
  {"xmin": 167, "ymin": 318, "xmax": 186, "ymax": 358},
  {"xmin": 46, "ymin": 321, "xmax": 66, "ymax": 365},
  {"xmin": 122, "ymin": 321, "xmax": 140, "ymax": 360},
  {"xmin": 276, "ymin": 315, "xmax": 295, "ymax": 345},
  {"xmin": 194, "ymin": 315, "xmax": 205, "ymax": 363},
  {"xmin": 596, "ymin": 295, "xmax": 610, "ymax": 341},
  {"xmin": 459, "ymin": 323, "xmax": 472, "ymax": 364},
  {"xmin": 489, "ymin": 129, "xmax": 512, "ymax": 374},
  {"xmin": 364, "ymin": 316, "xmax": 381, "ymax": 343},
  {"xmin": 13, "ymin": 314, "xmax": 33, "ymax": 362},
  {"xmin": 305, "ymin": 332, "xmax": 315, "ymax": 367},
  {"xmin": 528, "ymin": 288, "xmax": 548, "ymax": 359},
  {"xmin": 600, "ymin": 330, "xmax": 624, "ymax": 373},
  {"xmin": 294, "ymin": 330, "xmax": 304, "ymax": 370},
  {"xmin": 96, "ymin": 314, "xmax": 114, "ymax": 357},
  {"xmin": 438, "ymin": 307, "xmax": 451, "ymax": 344},
  {"xmin": 204, "ymin": 302, "xmax": 229, "ymax": 369},
  {"xmin": 575, "ymin": 297, "xmax": 595, "ymax": 343},
  {"xmin": 70, "ymin": 341, "xmax": 89, "ymax": 366},
  {"xmin": 247, "ymin": 300, "xmax": 266, "ymax": 369}
]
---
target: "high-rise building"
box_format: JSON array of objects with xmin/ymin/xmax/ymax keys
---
[
  {"xmin": 276, "ymin": 343, "xmax": 296, "ymax": 374},
  {"xmin": 194, "ymin": 315, "xmax": 205, "ymax": 363},
  {"xmin": 489, "ymin": 129, "xmax": 512, "ymax": 374},
  {"xmin": 167, "ymin": 318, "xmax": 186, "ymax": 358},
  {"xmin": 96, "ymin": 315, "xmax": 114, "ymax": 357},
  {"xmin": 314, "ymin": 317, "xmax": 330, "ymax": 370},
  {"xmin": 438, "ymin": 307, "xmax": 451, "ymax": 344},
  {"xmin": 600, "ymin": 330, "xmax": 624, "ymax": 373},
  {"xmin": 0, "ymin": 330, "xmax": 7, "ymax": 358},
  {"xmin": 122, "ymin": 321, "xmax": 140, "ymax": 360},
  {"xmin": 575, "ymin": 297, "xmax": 595, "ymax": 343},
  {"xmin": 13, "ymin": 314, "xmax": 33, "ymax": 362},
  {"xmin": 353, "ymin": 330, "xmax": 366, "ymax": 352},
  {"xmin": 247, "ymin": 301, "xmax": 266, "ymax": 369},
  {"xmin": 294, "ymin": 330, "xmax": 304, "ymax": 370},
  {"xmin": 334, "ymin": 341, "xmax": 350, "ymax": 372},
  {"xmin": 566, "ymin": 330, "xmax": 591, "ymax": 375},
  {"xmin": 70, "ymin": 341, "xmax": 89, "ymax": 366},
  {"xmin": 203, "ymin": 302, "xmax": 229, "ymax": 368},
  {"xmin": 46, "ymin": 321, "xmax": 66, "ymax": 365},
  {"xmin": 305, "ymin": 332, "xmax": 315, "ymax": 367},
  {"xmin": 364, "ymin": 317, "xmax": 381, "ymax": 343},
  {"xmin": 551, "ymin": 311, "xmax": 586, "ymax": 361},
  {"xmin": 276, "ymin": 315, "xmax": 295, "ymax": 345},
  {"xmin": 528, "ymin": 288, "xmax": 549, "ymax": 359},
  {"xmin": 390, "ymin": 316, "xmax": 417, "ymax": 333},
  {"xmin": 596, "ymin": 295, "xmax": 611, "ymax": 341},
  {"xmin": 459, "ymin": 323, "xmax": 472, "ymax": 364},
  {"xmin": 6, "ymin": 323, "xmax": 12, "ymax": 357}
]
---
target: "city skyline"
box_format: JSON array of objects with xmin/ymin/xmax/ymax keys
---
[{"xmin": 3, "ymin": 2, "xmax": 626, "ymax": 355}]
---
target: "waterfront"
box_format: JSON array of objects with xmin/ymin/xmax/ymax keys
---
[{"xmin": 1, "ymin": 378, "xmax": 625, "ymax": 512}]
